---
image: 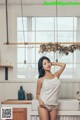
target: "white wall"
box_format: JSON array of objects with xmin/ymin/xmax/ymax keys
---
[
  {"xmin": 0, "ymin": 81, "xmax": 80, "ymax": 103},
  {"xmin": 0, "ymin": 3, "xmax": 80, "ymax": 103}
]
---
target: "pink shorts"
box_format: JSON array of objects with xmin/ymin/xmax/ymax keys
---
[{"xmin": 44, "ymin": 104, "xmax": 58, "ymax": 111}]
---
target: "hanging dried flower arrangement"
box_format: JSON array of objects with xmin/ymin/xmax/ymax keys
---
[{"xmin": 38, "ymin": 42, "xmax": 80, "ymax": 55}]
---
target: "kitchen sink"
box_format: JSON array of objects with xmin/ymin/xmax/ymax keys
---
[{"xmin": 58, "ymin": 99, "xmax": 80, "ymax": 111}]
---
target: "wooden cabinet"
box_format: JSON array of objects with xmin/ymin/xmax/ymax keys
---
[
  {"xmin": 13, "ymin": 108, "xmax": 27, "ymax": 120},
  {"xmin": 6, "ymin": 108, "xmax": 27, "ymax": 120},
  {"xmin": 1, "ymin": 99, "xmax": 32, "ymax": 120}
]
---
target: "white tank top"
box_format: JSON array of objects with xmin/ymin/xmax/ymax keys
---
[{"xmin": 40, "ymin": 76, "xmax": 61, "ymax": 105}]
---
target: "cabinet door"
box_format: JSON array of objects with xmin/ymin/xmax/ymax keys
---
[{"xmin": 6, "ymin": 108, "xmax": 27, "ymax": 120}]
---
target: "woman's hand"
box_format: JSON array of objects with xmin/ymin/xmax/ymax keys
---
[
  {"xmin": 39, "ymin": 100, "xmax": 45, "ymax": 108},
  {"xmin": 51, "ymin": 62, "xmax": 66, "ymax": 78},
  {"xmin": 50, "ymin": 62, "xmax": 52, "ymax": 66}
]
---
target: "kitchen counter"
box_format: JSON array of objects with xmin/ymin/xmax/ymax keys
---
[{"xmin": 1, "ymin": 99, "xmax": 32, "ymax": 104}]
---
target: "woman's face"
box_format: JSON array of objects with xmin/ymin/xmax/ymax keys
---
[{"xmin": 42, "ymin": 59, "xmax": 51, "ymax": 71}]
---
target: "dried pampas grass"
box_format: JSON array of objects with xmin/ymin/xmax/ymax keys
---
[{"xmin": 38, "ymin": 43, "xmax": 80, "ymax": 55}]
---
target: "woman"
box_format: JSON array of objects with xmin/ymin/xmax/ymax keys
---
[{"xmin": 36, "ymin": 56, "xmax": 66, "ymax": 120}]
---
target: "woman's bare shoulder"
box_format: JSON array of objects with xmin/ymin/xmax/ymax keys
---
[{"xmin": 37, "ymin": 77, "xmax": 44, "ymax": 84}]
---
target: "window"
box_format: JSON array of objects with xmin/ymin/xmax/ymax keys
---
[{"xmin": 17, "ymin": 17, "xmax": 78, "ymax": 79}]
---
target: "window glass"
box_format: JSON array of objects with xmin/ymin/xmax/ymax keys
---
[{"xmin": 17, "ymin": 17, "xmax": 78, "ymax": 79}]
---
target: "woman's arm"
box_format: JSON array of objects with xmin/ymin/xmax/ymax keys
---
[
  {"xmin": 36, "ymin": 78, "xmax": 42, "ymax": 101},
  {"xmin": 36, "ymin": 78, "xmax": 45, "ymax": 107},
  {"xmin": 51, "ymin": 62, "xmax": 66, "ymax": 78}
]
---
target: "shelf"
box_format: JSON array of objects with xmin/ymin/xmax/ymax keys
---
[
  {"xmin": 0, "ymin": 65, "xmax": 13, "ymax": 68},
  {"xmin": 1, "ymin": 99, "xmax": 32, "ymax": 104}
]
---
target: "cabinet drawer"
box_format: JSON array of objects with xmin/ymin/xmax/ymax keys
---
[{"xmin": 6, "ymin": 108, "xmax": 27, "ymax": 120}]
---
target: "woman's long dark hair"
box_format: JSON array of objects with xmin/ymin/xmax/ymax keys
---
[{"xmin": 38, "ymin": 56, "xmax": 51, "ymax": 78}]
